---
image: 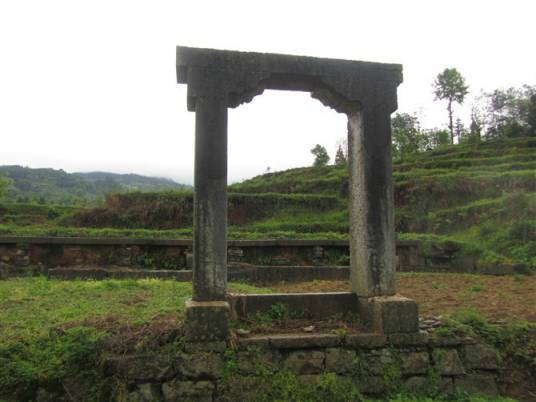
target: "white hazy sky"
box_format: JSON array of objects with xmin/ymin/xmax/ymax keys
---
[{"xmin": 2, "ymin": 0, "xmax": 535, "ymax": 184}]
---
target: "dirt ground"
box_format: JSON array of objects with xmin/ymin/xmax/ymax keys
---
[{"xmin": 268, "ymin": 273, "xmax": 536, "ymax": 323}]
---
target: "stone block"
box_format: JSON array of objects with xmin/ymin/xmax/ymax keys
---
[
  {"xmin": 236, "ymin": 350, "xmax": 280, "ymax": 375},
  {"xmin": 184, "ymin": 341, "xmax": 227, "ymax": 353},
  {"xmin": 387, "ymin": 332, "xmax": 428, "ymax": 346},
  {"xmin": 269, "ymin": 334, "xmax": 341, "ymax": 349},
  {"xmin": 455, "ymin": 374, "xmax": 498, "ymax": 397},
  {"xmin": 463, "ymin": 343, "xmax": 499, "ymax": 370},
  {"xmin": 354, "ymin": 375, "xmax": 385, "ymax": 395},
  {"xmin": 325, "ymin": 348, "xmax": 359, "ymax": 374},
  {"xmin": 345, "ymin": 333, "xmax": 387, "ymax": 349},
  {"xmin": 175, "ymin": 352, "xmax": 224, "ymax": 379},
  {"xmin": 217, "ymin": 376, "xmax": 263, "ymax": 402},
  {"xmin": 283, "ymin": 350, "xmax": 325, "ymax": 375},
  {"xmin": 403, "ymin": 376, "xmax": 427, "ymax": 390},
  {"xmin": 358, "ymin": 295, "xmax": 419, "ymax": 334},
  {"xmin": 184, "ymin": 299, "xmax": 229, "ymax": 342},
  {"xmin": 400, "ymin": 352, "xmax": 430, "ymax": 375},
  {"xmin": 162, "ymin": 380, "xmax": 214, "ymax": 402},
  {"xmin": 102, "ymin": 354, "xmax": 173, "ymax": 381},
  {"xmin": 237, "ymin": 335, "xmax": 270, "ymax": 350},
  {"xmin": 432, "ymin": 349, "xmax": 465, "ymax": 376},
  {"xmin": 128, "ymin": 383, "xmax": 161, "ymax": 402},
  {"xmin": 360, "ymin": 349, "xmax": 393, "ymax": 375}
]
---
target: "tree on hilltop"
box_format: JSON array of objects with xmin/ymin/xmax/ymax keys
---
[
  {"xmin": 433, "ymin": 68, "xmax": 469, "ymax": 144},
  {"xmin": 310, "ymin": 144, "xmax": 330, "ymax": 167},
  {"xmin": 334, "ymin": 144, "xmax": 347, "ymax": 165}
]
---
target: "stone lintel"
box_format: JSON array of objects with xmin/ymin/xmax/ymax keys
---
[
  {"xmin": 177, "ymin": 46, "xmax": 402, "ymax": 113},
  {"xmin": 184, "ymin": 299, "xmax": 230, "ymax": 342}
]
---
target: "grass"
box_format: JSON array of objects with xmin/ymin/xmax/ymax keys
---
[
  {"xmin": 0, "ymin": 277, "xmax": 271, "ymax": 389},
  {"xmin": 0, "ymin": 276, "xmax": 532, "ymax": 400}
]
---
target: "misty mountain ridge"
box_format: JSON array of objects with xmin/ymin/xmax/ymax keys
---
[{"xmin": 0, "ymin": 165, "xmax": 191, "ymax": 205}]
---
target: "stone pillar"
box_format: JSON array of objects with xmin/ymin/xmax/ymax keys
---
[
  {"xmin": 347, "ymin": 106, "xmax": 396, "ymax": 297},
  {"xmin": 193, "ymin": 96, "xmax": 228, "ymax": 301},
  {"xmin": 185, "ymin": 95, "xmax": 230, "ymax": 342}
]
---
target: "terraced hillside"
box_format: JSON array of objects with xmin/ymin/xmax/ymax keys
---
[
  {"xmin": 228, "ymin": 137, "xmax": 536, "ymax": 267},
  {"xmin": 0, "ymin": 138, "xmax": 534, "ymax": 268}
]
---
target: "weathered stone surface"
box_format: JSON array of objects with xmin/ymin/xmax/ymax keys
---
[
  {"xmin": 217, "ymin": 376, "xmax": 263, "ymax": 402},
  {"xmin": 283, "ymin": 350, "xmax": 325, "ymax": 374},
  {"xmin": 345, "ymin": 333, "xmax": 387, "ymax": 349},
  {"xmin": 400, "ymin": 352, "xmax": 430, "ymax": 375},
  {"xmin": 360, "ymin": 349, "xmax": 394, "ymax": 375},
  {"xmin": 102, "ymin": 354, "xmax": 173, "ymax": 381},
  {"xmin": 455, "ymin": 374, "xmax": 498, "ymax": 397},
  {"xmin": 192, "ymin": 95, "xmax": 228, "ymax": 302},
  {"xmin": 175, "ymin": 352, "xmax": 223, "ymax": 379},
  {"xmin": 463, "ymin": 343, "xmax": 499, "ymax": 370},
  {"xmin": 236, "ymin": 350, "xmax": 280, "ymax": 375},
  {"xmin": 429, "ymin": 336, "xmax": 475, "ymax": 347},
  {"xmin": 162, "ymin": 379, "xmax": 214, "ymax": 402},
  {"xmin": 184, "ymin": 299, "xmax": 229, "ymax": 342},
  {"xmin": 185, "ymin": 341, "xmax": 227, "ymax": 353},
  {"xmin": 403, "ymin": 376, "xmax": 427, "ymax": 391},
  {"xmin": 432, "ymin": 349, "xmax": 465, "ymax": 376},
  {"xmin": 325, "ymin": 348, "xmax": 359, "ymax": 374},
  {"xmin": 355, "ymin": 375, "xmax": 385, "ymax": 395},
  {"xmin": 269, "ymin": 333, "xmax": 341, "ymax": 349},
  {"xmin": 128, "ymin": 383, "xmax": 161, "ymax": 402},
  {"xmin": 230, "ymin": 292, "xmax": 357, "ymax": 320},
  {"xmin": 387, "ymin": 332, "xmax": 428, "ymax": 346},
  {"xmin": 359, "ymin": 296, "xmax": 419, "ymax": 334},
  {"xmin": 237, "ymin": 335, "xmax": 270, "ymax": 350}
]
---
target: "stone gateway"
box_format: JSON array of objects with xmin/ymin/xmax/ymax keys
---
[{"xmin": 176, "ymin": 46, "xmax": 418, "ymax": 340}]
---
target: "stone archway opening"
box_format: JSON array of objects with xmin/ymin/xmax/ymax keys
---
[
  {"xmin": 176, "ymin": 46, "xmax": 418, "ymax": 342},
  {"xmin": 228, "ymin": 88, "xmax": 347, "ymax": 184}
]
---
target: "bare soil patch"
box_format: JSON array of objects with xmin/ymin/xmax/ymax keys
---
[{"xmin": 269, "ymin": 273, "xmax": 536, "ymax": 323}]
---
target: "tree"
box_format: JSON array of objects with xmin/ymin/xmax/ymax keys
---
[
  {"xmin": 481, "ymin": 85, "xmax": 536, "ymax": 138},
  {"xmin": 391, "ymin": 113, "xmax": 426, "ymax": 159},
  {"xmin": 310, "ymin": 144, "xmax": 330, "ymax": 167},
  {"xmin": 454, "ymin": 118, "xmax": 467, "ymax": 143},
  {"xmin": 528, "ymin": 94, "xmax": 536, "ymax": 137},
  {"xmin": 467, "ymin": 106, "xmax": 482, "ymax": 144},
  {"xmin": 0, "ymin": 175, "xmax": 11, "ymax": 198},
  {"xmin": 425, "ymin": 128, "xmax": 450, "ymax": 149},
  {"xmin": 433, "ymin": 68, "xmax": 469, "ymax": 144},
  {"xmin": 334, "ymin": 145, "xmax": 347, "ymax": 165}
]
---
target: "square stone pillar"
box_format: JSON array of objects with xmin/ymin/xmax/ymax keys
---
[
  {"xmin": 185, "ymin": 95, "xmax": 230, "ymax": 341},
  {"xmin": 347, "ymin": 106, "xmax": 396, "ymax": 297},
  {"xmin": 347, "ymin": 106, "xmax": 419, "ymax": 333}
]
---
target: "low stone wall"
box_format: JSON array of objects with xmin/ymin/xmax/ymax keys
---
[
  {"xmin": 0, "ymin": 236, "xmax": 528, "ymax": 277},
  {"xmin": 45, "ymin": 266, "xmax": 350, "ymax": 283},
  {"xmin": 4, "ymin": 333, "xmax": 503, "ymax": 401}
]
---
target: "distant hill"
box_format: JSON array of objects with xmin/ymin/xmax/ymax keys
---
[{"xmin": 0, "ymin": 166, "xmax": 191, "ymax": 204}]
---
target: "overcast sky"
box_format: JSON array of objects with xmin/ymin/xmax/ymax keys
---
[{"xmin": 2, "ymin": 0, "xmax": 535, "ymax": 184}]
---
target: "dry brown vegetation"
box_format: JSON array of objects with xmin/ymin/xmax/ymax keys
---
[{"xmin": 269, "ymin": 273, "xmax": 536, "ymax": 323}]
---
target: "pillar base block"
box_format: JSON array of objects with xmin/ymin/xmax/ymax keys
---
[
  {"xmin": 184, "ymin": 299, "xmax": 230, "ymax": 342},
  {"xmin": 357, "ymin": 295, "xmax": 419, "ymax": 334}
]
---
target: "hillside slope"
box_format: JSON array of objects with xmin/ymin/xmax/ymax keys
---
[
  {"xmin": 0, "ymin": 138, "xmax": 534, "ymax": 268},
  {"xmin": 229, "ymin": 137, "xmax": 536, "ymax": 267},
  {"xmin": 0, "ymin": 166, "xmax": 191, "ymax": 204}
]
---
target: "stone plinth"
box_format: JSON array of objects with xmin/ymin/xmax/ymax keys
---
[
  {"xmin": 358, "ymin": 295, "xmax": 419, "ymax": 334},
  {"xmin": 184, "ymin": 299, "xmax": 230, "ymax": 342}
]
